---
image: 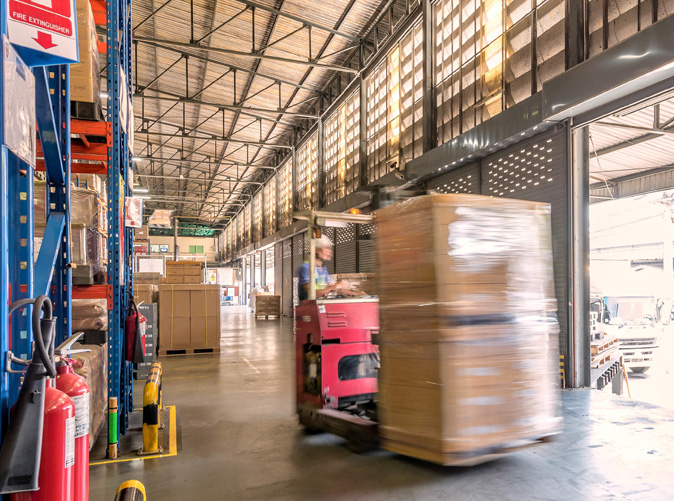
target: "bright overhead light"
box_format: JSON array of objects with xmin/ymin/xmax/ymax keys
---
[
  {"xmin": 135, "ymin": 195, "xmax": 151, "ymax": 200},
  {"xmin": 100, "ymin": 92, "xmax": 109, "ymax": 99},
  {"xmin": 134, "ymin": 187, "xmax": 149, "ymax": 193},
  {"xmin": 132, "ymin": 156, "xmax": 143, "ymax": 162}
]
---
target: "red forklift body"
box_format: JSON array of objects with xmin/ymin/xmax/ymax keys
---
[{"xmin": 295, "ymin": 298, "xmax": 379, "ymax": 411}]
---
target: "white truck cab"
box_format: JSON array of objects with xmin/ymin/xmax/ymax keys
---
[{"xmin": 603, "ymin": 296, "xmax": 664, "ymax": 373}]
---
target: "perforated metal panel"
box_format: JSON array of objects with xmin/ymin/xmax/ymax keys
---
[
  {"xmin": 357, "ymin": 223, "xmax": 377, "ymax": 274},
  {"xmin": 481, "ymin": 127, "xmax": 569, "ymax": 356},
  {"xmin": 282, "ymin": 239, "xmax": 293, "ymax": 316},
  {"xmin": 426, "ymin": 163, "xmax": 480, "ymax": 194},
  {"xmin": 335, "ymin": 224, "xmax": 357, "ymax": 274}
]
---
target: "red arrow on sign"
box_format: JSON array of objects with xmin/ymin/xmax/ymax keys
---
[{"xmin": 33, "ymin": 31, "xmax": 57, "ymax": 50}]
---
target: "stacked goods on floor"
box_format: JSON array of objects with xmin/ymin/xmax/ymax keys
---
[
  {"xmin": 72, "ymin": 342, "xmax": 108, "ymax": 446},
  {"xmin": 158, "ymin": 284, "xmax": 221, "ymax": 354},
  {"xmin": 253, "ymin": 294, "xmax": 281, "ymax": 318},
  {"xmin": 71, "ymin": 0, "xmax": 102, "ymax": 120},
  {"xmin": 375, "ymin": 194, "xmax": 561, "ymax": 466},
  {"xmin": 133, "ymin": 284, "xmax": 159, "ymax": 304},
  {"xmin": 135, "ymin": 304, "xmax": 158, "ymax": 379},
  {"xmin": 134, "ymin": 225, "xmax": 150, "ymax": 255},
  {"xmin": 165, "ymin": 261, "xmax": 203, "ymax": 284}
]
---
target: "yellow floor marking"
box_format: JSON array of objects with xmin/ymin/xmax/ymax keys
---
[
  {"xmin": 223, "ymin": 340, "xmax": 261, "ymax": 374},
  {"xmin": 89, "ymin": 405, "xmax": 178, "ymax": 466}
]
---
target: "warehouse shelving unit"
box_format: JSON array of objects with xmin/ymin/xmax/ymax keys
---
[
  {"xmin": 0, "ymin": 0, "xmax": 134, "ymax": 450},
  {"xmin": 106, "ymin": 0, "xmax": 135, "ymax": 445}
]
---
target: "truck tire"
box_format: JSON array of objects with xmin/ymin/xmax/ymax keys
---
[{"xmin": 630, "ymin": 367, "xmax": 649, "ymax": 374}]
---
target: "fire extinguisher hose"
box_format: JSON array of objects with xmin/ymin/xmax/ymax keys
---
[{"xmin": 8, "ymin": 294, "xmax": 56, "ymax": 377}]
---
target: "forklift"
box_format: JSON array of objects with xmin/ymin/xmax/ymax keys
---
[{"xmin": 293, "ymin": 211, "xmax": 381, "ymax": 450}]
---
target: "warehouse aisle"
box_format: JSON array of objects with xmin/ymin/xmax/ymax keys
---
[{"xmin": 89, "ymin": 306, "xmax": 674, "ymax": 500}]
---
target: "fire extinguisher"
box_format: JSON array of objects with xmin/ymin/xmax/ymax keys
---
[
  {"xmin": 55, "ymin": 339, "xmax": 90, "ymax": 501},
  {"xmin": 126, "ymin": 299, "xmax": 147, "ymax": 364},
  {"xmin": 0, "ymin": 295, "xmax": 76, "ymax": 501}
]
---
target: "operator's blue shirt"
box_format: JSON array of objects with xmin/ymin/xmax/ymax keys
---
[{"xmin": 297, "ymin": 261, "xmax": 333, "ymax": 301}]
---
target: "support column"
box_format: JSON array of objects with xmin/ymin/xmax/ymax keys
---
[
  {"xmin": 359, "ymin": 75, "xmax": 368, "ymax": 188},
  {"xmin": 173, "ymin": 218, "xmax": 179, "ymax": 260},
  {"xmin": 291, "ymin": 146, "xmax": 298, "ymax": 214},
  {"xmin": 570, "ymin": 125, "xmax": 590, "ymax": 388},
  {"xmin": 317, "ymin": 119, "xmax": 325, "ymax": 209},
  {"xmin": 422, "ymin": 0, "xmax": 436, "ymax": 152},
  {"xmin": 566, "ymin": 0, "xmax": 586, "ymax": 69}
]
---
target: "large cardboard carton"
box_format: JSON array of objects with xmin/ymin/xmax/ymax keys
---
[
  {"xmin": 135, "ymin": 273, "xmax": 162, "ymax": 285},
  {"xmin": 133, "ymin": 284, "xmax": 158, "ymax": 305},
  {"xmin": 158, "ymin": 284, "xmax": 220, "ymax": 352},
  {"xmin": 71, "ymin": 0, "xmax": 101, "ymax": 103},
  {"xmin": 375, "ymin": 194, "xmax": 561, "ymax": 465}
]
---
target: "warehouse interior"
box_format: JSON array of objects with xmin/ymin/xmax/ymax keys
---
[{"xmin": 3, "ymin": 0, "xmax": 674, "ymax": 499}]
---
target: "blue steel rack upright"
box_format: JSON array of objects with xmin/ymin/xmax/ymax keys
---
[
  {"xmin": 107, "ymin": 0, "xmax": 135, "ymax": 447},
  {"xmin": 0, "ymin": 45, "xmax": 72, "ymax": 436}
]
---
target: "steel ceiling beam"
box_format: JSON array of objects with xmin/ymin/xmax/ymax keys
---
[
  {"xmin": 137, "ymin": 128, "xmax": 293, "ymax": 149},
  {"xmin": 134, "ymin": 93, "xmax": 320, "ymax": 118},
  {"xmin": 234, "ymin": 0, "xmax": 360, "ymax": 42},
  {"xmin": 134, "ymin": 36, "xmax": 360, "ymax": 73},
  {"xmin": 133, "ymin": 0, "xmax": 173, "ymax": 33},
  {"xmin": 136, "ymin": 39, "xmax": 321, "ymax": 92},
  {"xmin": 137, "ymin": 156, "xmax": 276, "ymax": 169},
  {"xmin": 138, "ymin": 172, "xmax": 263, "ymax": 185}
]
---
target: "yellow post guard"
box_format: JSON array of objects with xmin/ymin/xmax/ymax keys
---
[
  {"xmin": 114, "ymin": 479, "xmax": 146, "ymax": 501},
  {"xmin": 141, "ymin": 362, "xmax": 163, "ymax": 454}
]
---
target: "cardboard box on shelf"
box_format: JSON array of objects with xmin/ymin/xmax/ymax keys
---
[
  {"xmin": 71, "ymin": 0, "xmax": 101, "ymax": 105},
  {"xmin": 135, "ymin": 225, "xmax": 149, "ymax": 240},
  {"xmin": 158, "ymin": 284, "xmax": 220, "ymax": 352}
]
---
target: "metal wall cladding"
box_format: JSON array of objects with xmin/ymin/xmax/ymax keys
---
[
  {"xmin": 335, "ymin": 223, "xmax": 357, "ymax": 274},
  {"xmin": 481, "ymin": 127, "xmax": 569, "ymax": 356},
  {"xmin": 282, "ymin": 239, "xmax": 293, "ymax": 316}
]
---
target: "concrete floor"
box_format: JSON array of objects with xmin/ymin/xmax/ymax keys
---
[{"xmin": 90, "ymin": 307, "xmax": 674, "ymax": 500}]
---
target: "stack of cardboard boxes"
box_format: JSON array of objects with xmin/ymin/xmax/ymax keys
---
[
  {"xmin": 71, "ymin": 0, "xmax": 102, "ymax": 120},
  {"xmin": 165, "ymin": 261, "xmax": 202, "ymax": 284},
  {"xmin": 134, "ymin": 225, "xmax": 150, "ymax": 255},
  {"xmin": 158, "ymin": 284, "xmax": 221, "ymax": 354},
  {"xmin": 375, "ymin": 194, "xmax": 561, "ymax": 466}
]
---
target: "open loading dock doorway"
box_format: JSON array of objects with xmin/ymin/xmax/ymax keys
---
[{"xmin": 587, "ymin": 95, "xmax": 674, "ymax": 409}]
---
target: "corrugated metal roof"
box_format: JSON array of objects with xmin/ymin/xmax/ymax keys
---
[
  {"xmin": 130, "ymin": 0, "xmax": 384, "ymax": 226},
  {"xmin": 589, "ymin": 96, "xmax": 674, "ymax": 188}
]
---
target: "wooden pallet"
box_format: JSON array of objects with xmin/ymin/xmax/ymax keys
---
[
  {"xmin": 158, "ymin": 347, "xmax": 221, "ymax": 356},
  {"xmin": 591, "ymin": 345, "xmax": 619, "ymax": 369},
  {"xmin": 590, "ymin": 335, "xmax": 619, "ymax": 356}
]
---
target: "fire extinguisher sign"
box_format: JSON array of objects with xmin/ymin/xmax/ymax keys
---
[{"xmin": 7, "ymin": 0, "xmax": 79, "ymax": 65}]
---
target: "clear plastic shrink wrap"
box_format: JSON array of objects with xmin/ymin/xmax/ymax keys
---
[
  {"xmin": 375, "ymin": 194, "xmax": 562, "ymax": 465},
  {"xmin": 71, "ymin": 299, "xmax": 108, "ymax": 331}
]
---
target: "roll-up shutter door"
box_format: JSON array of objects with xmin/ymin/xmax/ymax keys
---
[
  {"xmin": 321, "ymin": 227, "xmax": 336, "ymax": 275},
  {"xmin": 335, "ymin": 224, "xmax": 357, "ymax": 274},
  {"xmin": 274, "ymin": 243, "xmax": 282, "ymax": 297},
  {"xmin": 292, "ymin": 234, "xmax": 305, "ymax": 307},
  {"xmin": 357, "ymin": 223, "xmax": 377, "ymax": 273},
  {"xmin": 282, "ymin": 239, "xmax": 293, "ymax": 316},
  {"xmin": 480, "ymin": 127, "xmax": 569, "ymax": 357},
  {"xmin": 426, "ymin": 163, "xmax": 480, "ymax": 194}
]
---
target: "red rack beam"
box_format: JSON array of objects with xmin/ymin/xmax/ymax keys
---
[{"xmin": 72, "ymin": 284, "xmax": 113, "ymax": 310}]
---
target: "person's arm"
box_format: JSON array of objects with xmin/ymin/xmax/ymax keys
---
[{"xmin": 302, "ymin": 281, "xmax": 340, "ymax": 298}]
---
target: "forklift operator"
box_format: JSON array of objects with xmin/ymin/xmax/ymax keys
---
[{"xmin": 297, "ymin": 236, "xmax": 357, "ymax": 301}]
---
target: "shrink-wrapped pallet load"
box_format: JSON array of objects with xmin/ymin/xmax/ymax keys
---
[{"xmin": 375, "ymin": 194, "xmax": 561, "ymax": 465}]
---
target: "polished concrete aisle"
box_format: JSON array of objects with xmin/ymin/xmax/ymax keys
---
[{"xmin": 90, "ymin": 307, "xmax": 674, "ymax": 500}]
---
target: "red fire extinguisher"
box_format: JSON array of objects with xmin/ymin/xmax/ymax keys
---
[
  {"xmin": 126, "ymin": 300, "xmax": 147, "ymax": 363},
  {"xmin": 56, "ymin": 361, "xmax": 90, "ymax": 501},
  {"xmin": 12, "ymin": 379, "xmax": 75, "ymax": 501}
]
